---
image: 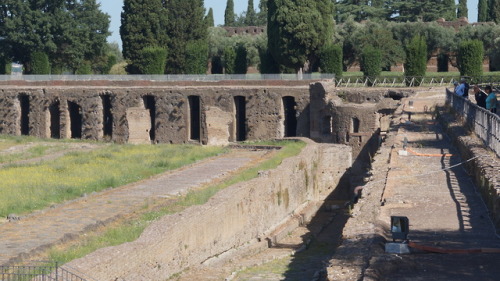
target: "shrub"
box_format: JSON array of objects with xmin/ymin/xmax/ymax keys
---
[
  {"xmin": 404, "ymin": 35, "xmax": 427, "ymax": 86},
  {"xmin": 0, "ymin": 57, "xmax": 11, "ymax": 74},
  {"xmin": 223, "ymin": 46, "xmax": 236, "ymax": 74},
  {"xmin": 75, "ymin": 61, "xmax": 92, "ymax": 75},
  {"xmin": 234, "ymin": 44, "xmax": 248, "ymax": 74},
  {"xmin": 320, "ymin": 44, "xmax": 343, "ymax": 78},
  {"xmin": 28, "ymin": 52, "xmax": 50, "ymax": 74},
  {"xmin": 360, "ymin": 46, "xmax": 381, "ymax": 83},
  {"xmin": 258, "ymin": 48, "xmax": 279, "ymax": 74},
  {"xmin": 185, "ymin": 40, "xmax": 209, "ymax": 74},
  {"xmin": 458, "ymin": 39, "xmax": 484, "ymax": 79},
  {"xmin": 136, "ymin": 47, "xmax": 168, "ymax": 74}
]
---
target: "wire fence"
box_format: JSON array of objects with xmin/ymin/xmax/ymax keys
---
[
  {"xmin": 0, "ymin": 261, "xmax": 96, "ymax": 281},
  {"xmin": 445, "ymin": 88, "xmax": 500, "ymax": 157}
]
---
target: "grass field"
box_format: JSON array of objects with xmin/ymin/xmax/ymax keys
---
[
  {"xmin": 0, "ymin": 138, "xmax": 225, "ymax": 217},
  {"xmin": 47, "ymin": 140, "xmax": 306, "ymax": 265}
]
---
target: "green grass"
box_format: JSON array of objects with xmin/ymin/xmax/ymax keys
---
[
  {"xmin": 47, "ymin": 140, "xmax": 306, "ymax": 265},
  {"xmin": 0, "ymin": 143, "xmax": 225, "ymax": 216}
]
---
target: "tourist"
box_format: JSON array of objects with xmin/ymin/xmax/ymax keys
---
[
  {"xmin": 473, "ymin": 85, "xmax": 487, "ymax": 108},
  {"xmin": 485, "ymin": 85, "xmax": 498, "ymax": 114},
  {"xmin": 454, "ymin": 80, "xmax": 466, "ymax": 97}
]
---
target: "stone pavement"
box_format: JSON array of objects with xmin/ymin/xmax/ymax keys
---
[
  {"xmin": 328, "ymin": 90, "xmax": 500, "ymax": 281},
  {"xmin": 0, "ymin": 148, "xmax": 269, "ymax": 266}
]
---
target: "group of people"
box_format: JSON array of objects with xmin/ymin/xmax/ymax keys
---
[{"xmin": 454, "ymin": 78, "xmax": 498, "ymax": 114}]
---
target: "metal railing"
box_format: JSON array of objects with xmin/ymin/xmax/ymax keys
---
[
  {"xmin": 335, "ymin": 76, "xmax": 500, "ymax": 88},
  {"xmin": 0, "ymin": 261, "xmax": 96, "ymax": 281},
  {"xmin": 445, "ymin": 88, "xmax": 500, "ymax": 157},
  {"xmin": 0, "ymin": 73, "xmax": 335, "ymax": 82}
]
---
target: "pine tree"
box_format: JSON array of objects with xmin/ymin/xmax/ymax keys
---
[
  {"xmin": 267, "ymin": 0, "xmax": 334, "ymax": 72},
  {"xmin": 165, "ymin": 0, "xmax": 207, "ymax": 74},
  {"xmin": 225, "ymin": 0, "xmax": 235, "ymax": 26},
  {"xmin": 245, "ymin": 0, "xmax": 257, "ymax": 26},
  {"xmin": 478, "ymin": 0, "xmax": 488, "ymax": 22},
  {"xmin": 457, "ymin": 0, "xmax": 468, "ymax": 18},
  {"xmin": 205, "ymin": 8, "xmax": 215, "ymax": 27},
  {"xmin": 120, "ymin": 0, "xmax": 168, "ymax": 74}
]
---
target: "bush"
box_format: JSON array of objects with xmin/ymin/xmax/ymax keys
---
[
  {"xmin": 75, "ymin": 61, "xmax": 92, "ymax": 75},
  {"xmin": 458, "ymin": 39, "xmax": 484, "ymax": 79},
  {"xmin": 185, "ymin": 40, "xmax": 209, "ymax": 74},
  {"xmin": 234, "ymin": 44, "xmax": 248, "ymax": 74},
  {"xmin": 361, "ymin": 46, "xmax": 381, "ymax": 82},
  {"xmin": 28, "ymin": 52, "xmax": 50, "ymax": 74},
  {"xmin": 404, "ymin": 35, "xmax": 427, "ymax": 86},
  {"xmin": 223, "ymin": 47, "xmax": 236, "ymax": 74},
  {"xmin": 320, "ymin": 44, "xmax": 343, "ymax": 78},
  {"xmin": 135, "ymin": 47, "xmax": 168, "ymax": 74},
  {"xmin": 0, "ymin": 57, "xmax": 11, "ymax": 74}
]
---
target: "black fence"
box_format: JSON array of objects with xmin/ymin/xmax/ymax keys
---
[{"xmin": 0, "ymin": 261, "xmax": 95, "ymax": 281}]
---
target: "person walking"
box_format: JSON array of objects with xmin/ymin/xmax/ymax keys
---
[
  {"xmin": 485, "ymin": 85, "xmax": 498, "ymax": 114},
  {"xmin": 473, "ymin": 85, "xmax": 487, "ymax": 108}
]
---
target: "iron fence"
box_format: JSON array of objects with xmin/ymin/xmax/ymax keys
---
[
  {"xmin": 335, "ymin": 76, "xmax": 500, "ymax": 88},
  {"xmin": 445, "ymin": 88, "xmax": 500, "ymax": 157},
  {"xmin": 0, "ymin": 261, "xmax": 95, "ymax": 281}
]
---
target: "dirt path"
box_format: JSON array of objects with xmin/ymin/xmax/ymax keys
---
[{"xmin": 0, "ymin": 148, "xmax": 272, "ymax": 266}]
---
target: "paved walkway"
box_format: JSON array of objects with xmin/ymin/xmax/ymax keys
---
[{"xmin": 0, "ymin": 149, "xmax": 269, "ymax": 266}]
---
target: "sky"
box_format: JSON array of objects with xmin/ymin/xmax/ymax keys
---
[{"xmin": 99, "ymin": 0, "xmax": 479, "ymax": 48}]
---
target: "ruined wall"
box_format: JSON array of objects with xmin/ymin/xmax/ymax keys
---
[
  {"xmin": 310, "ymin": 83, "xmax": 414, "ymax": 173},
  {"xmin": 0, "ymin": 86, "xmax": 310, "ymax": 145},
  {"xmin": 65, "ymin": 139, "xmax": 352, "ymax": 280}
]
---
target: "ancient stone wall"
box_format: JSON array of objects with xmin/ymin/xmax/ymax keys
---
[
  {"xmin": 0, "ymin": 85, "xmax": 310, "ymax": 145},
  {"xmin": 65, "ymin": 139, "xmax": 352, "ymax": 280}
]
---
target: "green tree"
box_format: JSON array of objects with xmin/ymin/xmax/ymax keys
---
[
  {"xmin": 245, "ymin": 0, "xmax": 257, "ymax": 25},
  {"xmin": 256, "ymin": 0, "xmax": 268, "ymax": 26},
  {"xmin": 224, "ymin": 0, "xmax": 235, "ymax": 26},
  {"xmin": 335, "ymin": 0, "xmax": 387, "ymax": 23},
  {"xmin": 234, "ymin": 44, "xmax": 248, "ymax": 74},
  {"xmin": 478, "ymin": 0, "xmax": 488, "ymax": 22},
  {"xmin": 205, "ymin": 8, "xmax": 215, "ymax": 27},
  {"xmin": 404, "ymin": 35, "xmax": 427, "ymax": 86},
  {"xmin": 389, "ymin": 0, "xmax": 455, "ymax": 22},
  {"xmin": 223, "ymin": 46, "xmax": 236, "ymax": 74},
  {"xmin": 457, "ymin": 0, "xmax": 468, "ymax": 18},
  {"xmin": 28, "ymin": 51, "xmax": 50, "ymax": 74},
  {"xmin": 360, "ymin": 46, "xmax": 381, "ymax": 82},
  {"xmin": 458, "ymin": 39, "xmax": 484, "ymax": 78},
  {"xmin": 165, "ymin": 0, "xmax": 206, "ymax": 74},
  {"xmin": 121, "ymin": 0, "xmax": 168, "ymax": 74},
  {"xmin": 258, "ymin": 48, "xmax": 280, "ymax": 73},
  {"xmin": 0, "ymin": 57, "xmax": 11, "ymax": 75},
  {"xmin": 185, "ymin": 40, "xmax": 209, "ymax": 74},
  {"xmin": 267, "ymin": 0, "xmax": 334, "ymax": 72},
  {"xmin": 136, "ymin": 46, "xmax": 168, "ymax": 74},
  {"xmin": 319, "ymin": 44, "xmax": 343, "ymax": 77},
  {"xmin": 490, "ymin": 0, "xmax": 500, "ymax": 23}
]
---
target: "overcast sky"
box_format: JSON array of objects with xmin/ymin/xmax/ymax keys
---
[{"xmin": 99, "ymin": 0, "xmax": 480, "ymax": 48}]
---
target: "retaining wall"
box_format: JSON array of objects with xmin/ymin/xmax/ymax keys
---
[{"xmin": 65, "ymin": 139, "xmax": 352, "ymax": 280}]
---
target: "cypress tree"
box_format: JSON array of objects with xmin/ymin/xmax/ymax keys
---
[
  {"xmin": 225, "ymin": 0, "xmax": 235, "ymax": 26},
  {"xmin": 256, "ymin": 0, "xmax": 268, "ymax": 26},
  {"xmin": 457, "ymin": 0, "xmax": 468, "ymax": 18},
  {"xmin": 319, "ymin": 44, "xmax": 343, "ymax": 78},
  {"xmin": 234, "ymin": 44, "xmax": 248, "ymax": 74},
  {"xmin": 136, "ymin": 47, "xmax": 168, "ymax": 74},
  {"xmin": 458, "ymin": 39, "xmax": 484, "ymax": 79},
  {"xmin": 478, "ymin": 0, "xmax": 488, "ymax": 22},
  {"xmin": 361, "ymin": 46, "xmax": 381, "ymax": 82},
  {"xmin": 223, "ymin": 47, "xmax": 236, "ymax": 74},
  {"xmin": 404, "ymin": 35, "xmax": 427, "ymax": 86},
  {"xmin": 490, "ymin": 0, "xmax": 500, "ymax": 23},
  {"xmin": 268, "ymin": 0, "xmax": 333, "ymax": 72},
  {"xmin": 120, "ymin": 0, "xmax": 168, "ymax": 74},
  {"xmin": 205, "ymin": 8, "xmax": 215, "ymax": 27},
  {"xmin": 245, "ymin": 0, "xmax": 257, "ymax": 26},
  {"xmin": 165, "ymin": 0, "xmax": 207, "ymax": 74},
  {"xmin": 185, "ymin": 41, "xmax": 209, "ymax": 74}
]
